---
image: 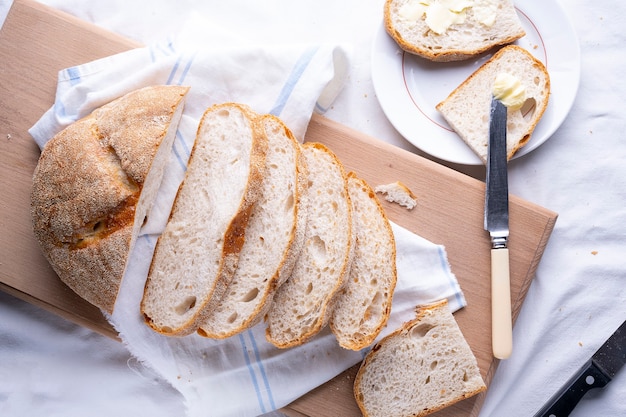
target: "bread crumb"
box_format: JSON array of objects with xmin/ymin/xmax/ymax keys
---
[{"xmin": 375, "ymin": 181, "xmax": 417, "ymax": 210}]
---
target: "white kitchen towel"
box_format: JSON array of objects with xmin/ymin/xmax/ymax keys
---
[{"xmin": 29, "ymin": 23, "xmax": 466, "ymax": 417}]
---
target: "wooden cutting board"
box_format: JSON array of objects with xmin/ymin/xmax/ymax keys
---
[{"xmin": 0, "ymin": 1, "xmax": 557, "ymax": 416}]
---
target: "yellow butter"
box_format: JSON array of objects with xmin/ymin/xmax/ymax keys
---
[
  {"xmin": 426, "ymin": 1, "xmax": 467, "ymax": 34},
  {"xmin": 472, "ymin": 0, "xmax": 497, "ymax": 27},
  {"xmin": 493, "ymin": 73, "xmax": 526, "ymax": 110},
  {"xmin": 398, "ymin": 0, "xmax": 428, "ymax": 21}
]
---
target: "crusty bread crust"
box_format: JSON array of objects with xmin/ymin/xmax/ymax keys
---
[
  {"xmin": 436, "ymin": 44, "xmax": 551, "ymax": 162},
  {"xmin": 197, "ymin": 114, "xmax": 308, "ymax": 339},
  {"xmin": 354, "ymin": 300, "xmax": 486, "ymax": 417},
  {"xmin": 330, "ymin": 172, "xmax": 397, "ymax": 350},
  {"xmin": 141, "ymin": 103, "xmax": 268, "ymax": 336},
  {"xmin": 30, "ymin": 85, "xmax": 189, "ymax": 314},
  {"xmin": 384, "ymin": 0, "xmax": 525, "ymax": 62},
  {"xmin": 265, "ymin": 142, "xmax": 354, "ymax": 348}
]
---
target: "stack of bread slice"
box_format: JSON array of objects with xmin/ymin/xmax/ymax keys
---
[{"xmin": 139, "ymin": 102, "xmax": 398, "ymax": 349}]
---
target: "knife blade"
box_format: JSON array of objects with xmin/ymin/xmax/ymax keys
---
[
  {"xmin": 485, "ymin": 96, "xmax": 512, "ymax": 359},
  {"xmin": 533, "ymin": 319, "xmax": 626, "ymax": 417}
]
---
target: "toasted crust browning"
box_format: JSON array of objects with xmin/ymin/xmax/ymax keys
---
[
  {"xmin": 141, "ymin": 103, "xmax": 268, "ymax": 336},
  {"xmin": 384, "ymin": 0, "xmax": 525, "ymax": 62},
  {"xmin": 330, "ymin": 173, "xmax": 397, "ymax": 350},
  {"xmin": 354, "ymin": 300, "xmax": 486, "ymax": 417},
  {"xmin": 31, "ymin": 85, "xmax": 189, "ymax": 313},
  {"xmin": 436, "ymin": 45, "xmax": 551, "ymax": 162}
]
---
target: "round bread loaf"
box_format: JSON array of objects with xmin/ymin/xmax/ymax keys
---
[{"xmin": 31, "ymin": 85, "xmax": 189, "ymax": 314}]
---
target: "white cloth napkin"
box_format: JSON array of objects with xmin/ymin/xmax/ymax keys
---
[{"xmin": 29, "ymin": 23, "xmax": 466, "ymax": 417}]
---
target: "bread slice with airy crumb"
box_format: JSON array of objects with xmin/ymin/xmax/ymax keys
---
[
  {"xmin": 330, "ymin": 172, "xmax": 397, "ymax": 351},
  {"xmin": 197, "ymin": 114, "xmax": 308, "ymax": 339},
  {"xmin": 141, "ymin": 103, "xmax": 267, "ymax": 336},
  {"xmin": 384, "ymin": 0, "xmax": 525, "ymax": 62},
  {"xmin": 436, "ymin": 45, "xmax": 550, "ymax": 163},
  {"xmin": 354, "ymin": 299, "xmax": 486, "ymax": 417},
  {"xmin": 265, "ymin": 142, "xmax": 354, "ymax": 349}
]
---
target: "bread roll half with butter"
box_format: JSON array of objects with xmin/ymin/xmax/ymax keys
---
[
  {"xmin": 436, "ymin": 45, "xmax": 550, "ymax": 163},
  {"xmin": 31, "ymin": 85, "xmax": 189, "ymax": 314},
  {"xmin": 384, "ymin": 0, "xmax": 525, "ymax": 62}
]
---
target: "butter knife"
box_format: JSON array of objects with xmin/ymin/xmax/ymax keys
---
[{"xmin": 485, "ymin": 96, "xmax": 512, "ymax": 359}]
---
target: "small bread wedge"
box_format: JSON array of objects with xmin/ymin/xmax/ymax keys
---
[
  {"xmin": 330, "ymin": 172, "xmax": 397, "ymax": 351},
  {"xmin": 384, "ymin": 0, "xmax": 525, "ymax": 62},
  {"xmin": 141, "ymin": 103, "xmax": 267, "ymax": 336},
  {"xmin": 354, "ymin": 300, "xmax": 486, "ymax": 417},
  {"xmin": 197, "ymin": 114, "xmax": 308, "ymax": 339},
  {"xmin": 31, "ymin": 85, "xmax": 189, "ymax": 314},
  {"xmin": 265, "ymin": 142, "xmax": 354, "ymax": 348},
  {"xmin": 436, "ymin": 45, "xmax": 550, "ymax": 163}
]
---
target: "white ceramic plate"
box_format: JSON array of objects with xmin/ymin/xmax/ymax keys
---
[{"xmin": 371, "ymin": 0, "xmax": 581, "ymax": 165}]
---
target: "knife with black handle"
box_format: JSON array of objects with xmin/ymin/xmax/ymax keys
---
[{"xmin": 533, "ymin": 319, "xmax": 626, "ymax": 417}]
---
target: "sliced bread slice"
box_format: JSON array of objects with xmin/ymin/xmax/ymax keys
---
[
  {"xmin": 354, "ymin": 299, "xmax": 486, "ymax": 417},
  {"xmin": 31, "ymin": 85, "xmax": 189, "ymax": 314},
  {"xmin": 330, "ymin": 172, "xmax": 397, "ymax": 351},
  {"xmin": 141, "ymin": 103, "xmax": 267, "ymax": 336},
  {"xmin": 197, "ymin": 114, "xmax": 308, "ymax": 339},
  {"xmin": 384, "ymin": 0, "xmax": 525, "ymax": 62},
  {"xmin": 436, "ymin": 45, "xmax": 550, "ymax": 163},
  {"xmin": 265, "ymin": 142, "xmax": 354, "ymax": 348}
]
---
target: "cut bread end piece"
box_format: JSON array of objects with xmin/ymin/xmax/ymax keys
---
[
  {"xmin": 354, "ymin": 299, "xmax": 486, "ymax": 417},
  {"xmin": 374, "ymin": 181, "xmax": 417, "ymax": 210},
  {"xmin": 197, "ymin": 114, "xmax": 308, "ymax": 339},
  {"xmin": 384, "ymin": 0, "xmax": 525, "ymax": 62},
  {"xmin": 436, "ymin": 45, "xmax": 550, "ymax": 163},
  {"xmin": 265, "ymin": 142, "xmax": 354, "ymax": 348},
  {"xmin": 30, "ymin": 85, "xmax": 189, "ymax": 314},
  {"xmin": 141, "ymin": 103, "xmax": 267, "ymax": 336},
  {"xmin": 330, "ymin": 172, "xmax": 397, "ymax": 351}
]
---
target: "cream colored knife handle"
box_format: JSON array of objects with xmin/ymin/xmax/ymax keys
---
[{"xmin": 491, "ymin": 248, "xmax": 512, "ymax": 359}]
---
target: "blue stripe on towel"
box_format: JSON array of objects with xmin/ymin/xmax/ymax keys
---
[
  {"xmin": 166, "ymin": 56, "xmax": 182, "ymax": 86},
  {"xmin": 171, "ymin": 130, "xmax": 191, "ymax": 172},
  {"xmin": 437, "ymin": 246, "xmax": 465, "ymax": 308},
  {"xmin": 246, "ymin": 330, "xmax": 276, "ymax": 410},
  {"xmin": 269, "ymin": 45, "xmax": 319, "ymax": 116},
  {"xmin": 176, "ymin": 52, "xmax": 197, "ymax": 86},
  {"xmin": 238, "ymin": 333, "xmax": 267, "ymax": 414},
  {"xmin": 66, "ymin": 66, "xmax": 81, "ymax": 86}
]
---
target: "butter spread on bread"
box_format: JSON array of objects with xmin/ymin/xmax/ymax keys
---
[
  {"xmin": 436, "ymin": 45, "xmax": 550, "ymax": 163},
  {"xmin": 141, "ymin": 103, "xmax": 268, "ymax": 336},
  {"xmin": 384, "ymin": 0, "xmax": 525, "ymax": 62},
  {"xmin": 31, "ymin": 85, "xmax": 189, "ymax": 314},
  {"xmin": 354, "ymin": 300, "xmax": 486, "ymax": 417}
]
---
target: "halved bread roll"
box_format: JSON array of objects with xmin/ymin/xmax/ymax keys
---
[
  {"xmin": 141, "ymin": 103, "xmax": 268, "ymax": 336},
  {"xmin": 265, "ymin": 142, "xmax": 354, "ymax": 348},
  {"xmin": 354, "ymin": 300, "xmax": 486, "ymax": 417},
  {"xmin": 197, "ymin": 114, "xmax": 308, "ymax": 339},
  {"xmin": 330, "ymin": 172, "xmax": 397, "ymax": 351},
  {"xmin": 31, "ymin": 85, "xmax": 189, "ymax": 314}
]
